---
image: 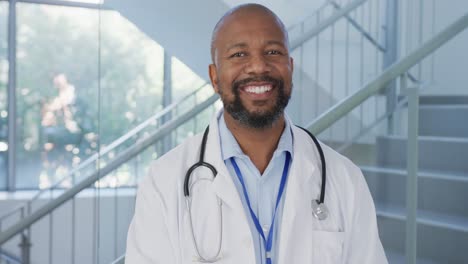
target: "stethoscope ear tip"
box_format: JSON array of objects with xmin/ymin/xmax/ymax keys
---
[{"xmin": 311, "ymin": 199, "xmax": 328, "ymax": 220}]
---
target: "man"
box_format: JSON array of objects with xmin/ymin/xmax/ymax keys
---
[{"xmin": 126, "ymin": 4, "xmax": 387, "ymax": 264}]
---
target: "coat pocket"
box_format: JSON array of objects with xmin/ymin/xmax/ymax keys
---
[{"xmin": 311, "ymin": 230, "xmax": 345, "ymax": 264}]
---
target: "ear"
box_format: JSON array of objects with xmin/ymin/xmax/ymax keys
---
[{"xmin": 209, "ymin": 64, "xmax": 220, "ymax": 94}]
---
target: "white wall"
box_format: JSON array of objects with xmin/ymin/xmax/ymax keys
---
[{"xmin": 105, "ymin": 0, "xmax": 230, "ymax": 80}]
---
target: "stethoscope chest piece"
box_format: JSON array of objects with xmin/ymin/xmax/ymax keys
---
[{"xmin": 311, "ymin": 199, "xmax": 328, "ymax": 220}]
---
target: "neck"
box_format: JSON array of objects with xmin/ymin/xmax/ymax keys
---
[{"xmin": 224, "ymin": 111, "xmax": 285, "ymax": 174}]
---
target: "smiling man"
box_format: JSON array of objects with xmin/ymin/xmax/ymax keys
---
[{"xmin": 126, "ymin": 4, "xmax": 387, "ymax": 264}]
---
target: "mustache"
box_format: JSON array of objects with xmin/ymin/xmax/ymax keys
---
[{"xmin": 232, "ymin": 75, "xmax": 282, "ymax": 91}]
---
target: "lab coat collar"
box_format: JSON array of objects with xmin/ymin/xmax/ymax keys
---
[{"xmin": 205, "ymin": 109, "xmax": 246, "ymax": 210}]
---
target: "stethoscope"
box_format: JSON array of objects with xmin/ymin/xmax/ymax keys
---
[{"xmin": 184, "ymin": 125, "xmax": 328, "ymax": 263}]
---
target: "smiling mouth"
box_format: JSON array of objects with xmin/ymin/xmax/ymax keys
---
[{"xmin": 243, "ymin": 84, "xmax": 273, "ymax": 94}]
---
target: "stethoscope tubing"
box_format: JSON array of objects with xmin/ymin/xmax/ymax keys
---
[
  {"xmin": 184, "ymin": 126, "xmax": 327, "ymax": 204},
  {"xmin": 184, "ymin": 127, "xmax": 217, "ymax": 197},
  {"xmin": 296, "ymin": 126, "xmax": 327, "ymax": 204}
]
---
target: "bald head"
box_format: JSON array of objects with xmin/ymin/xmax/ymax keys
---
[{"xmin": 210, "ymin": 4, "xmax": 289, "ymax": 64}]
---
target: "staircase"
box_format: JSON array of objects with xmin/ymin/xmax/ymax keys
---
[{"xmin": 361, "ymin": 95, "xmax": 468, "ymax": 264}]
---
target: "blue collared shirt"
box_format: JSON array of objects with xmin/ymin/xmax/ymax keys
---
[{"xmin": 218, "ymin": 113, "xmax": 294, "ymax": 264}]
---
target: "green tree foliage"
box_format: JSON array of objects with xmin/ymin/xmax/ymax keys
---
[{"xmin": 14, "ymin": 4, "xmax": 165, "ymax": 188}]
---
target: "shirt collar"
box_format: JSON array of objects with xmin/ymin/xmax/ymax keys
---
[{"xmin": 218, "ymin": 110, "xmax": 294, "ymax": 161}]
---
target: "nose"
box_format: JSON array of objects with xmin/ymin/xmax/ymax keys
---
[{"xmin": 244, "ymin": 54, "xmax": 271, "ymax": 75}]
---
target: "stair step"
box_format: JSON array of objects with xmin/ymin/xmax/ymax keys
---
[
  {"xmin": 419, "ymin": 95, "xmax": 468, "ymax": 105},
  {"xmin": 376, "ymin": 136, "xmax": 468, "ymax": 173},
  {"xmin": 376, "ymin": 204, "xmax": 468, "ymax": 264},
  {"xmin": 361, "ymin": 166, "xmax": 468, "ymax": 218},
  {"xmin": 419, "ymin": 105, "xmax": 468, "ymax": 138},
  {"xmin": 361, "ymin": 165, "xmax": 468, "ymax": 182},
  {"xmin": 384, "ymin": 249, "xmax": 440, "ymax": 264},
  {"xmin": 376, "ymin": 204, "xmax": 468, "ymax": 233}
]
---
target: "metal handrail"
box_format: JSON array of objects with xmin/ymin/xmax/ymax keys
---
[
  {"xmin": 0, "ymin": 249, "xmax": 22, "ymax": 264},
  {"xmin": 0, "ymin": 93, "xmax": 219, "ymax": 245},
  {"xmin": 0, "ymin": 82, "xmax": 209, "ymax": 222},
  {"xmin": 307, "ymin": 11, "xmax": 468, "ymax": 135},
  {"xmin": 110, "ymin": 255, "xmax": 125, "ymax": 264}
]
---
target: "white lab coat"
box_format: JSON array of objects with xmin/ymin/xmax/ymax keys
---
[{"xmin": 125, "ymin": 110, "xmax": 388, "ymax": 264}]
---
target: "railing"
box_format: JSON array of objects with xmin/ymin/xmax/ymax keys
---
[
  {"xmin": 288, "ymin": 0, "xmax": 392, "ymax": 146},
  {"xmin": 306, "ymin": 11, "xmax": 468, "ymax": 264},
  {"xmin": 306, "ymin": 11, "xmax": 468, "ymax": 133},
  {"xmin": 109, "ymin": 255, "xmax": 124, "ymax": 264},
  {"xmin": 0, "ymin": 248, "xmax": 22, "ymax": 264},
  {"xmin": 0, "ymin": 82, "xmax": 216, "ymax": 264},
  {"xmin": 0, "ymin": 82, "xmax": 210, "ymax": 213},
  {"xmin": 290, "ymin": 0, "xmax": 438, "ymax": 149},
  {"xmin": 0, "ymin": 92, "xmax": 220, "ymax": 263}
]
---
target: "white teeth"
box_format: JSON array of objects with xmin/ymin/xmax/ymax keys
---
[{"xmin": 245, "ymin": 85, "xmax": 272, "ymax": 94}]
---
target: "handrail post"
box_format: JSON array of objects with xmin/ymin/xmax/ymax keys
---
[
  {"xmin": 402, "ymin": 72, "xmax": 419, "ymax": 264},
  {"xmin": 160, "ymin": 50, "xmax": 173, "ymax": 154},
  {"xmin": 18, "ymin": 208, "xmax": 31, "ymax": 264},
  {"xmin": 19, "ymin": 233, "xmax": 31, "ymax": 264},
  {"xmin": 7, "ymin": 0, "xmax": 17, "ymax": 191},
  {"xmin": 384, "ymin": 0, "xmax": 399, "ymax": 135}
]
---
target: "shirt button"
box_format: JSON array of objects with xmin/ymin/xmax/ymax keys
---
[{"xmin": 262, "ymin": 225, "xmax": 269, "ymax": 234}]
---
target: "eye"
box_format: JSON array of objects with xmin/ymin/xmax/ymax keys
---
[
  {"xmin": 230, "ymin": 52, "xmax": 246, "ymax": 58},
  {"xmin": 266, "ymin": 50, "xmax": 282, "ymax": 55}
]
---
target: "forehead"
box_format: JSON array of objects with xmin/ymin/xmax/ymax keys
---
[{"xmin": 214, "ymin": 10, "xmax": 288, "ymax": 50}]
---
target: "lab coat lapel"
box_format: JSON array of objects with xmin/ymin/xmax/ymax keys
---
[
  {"xmin": 203, "ymin": 111, "xmax": 257, "ymax": 262},
  {"xmin": 277, "ymin": 126, "xmax": 322, "ymax": 263},
  {"xmin": 204, "ymin": 112, "xmax": 244, "ymax": 210}
]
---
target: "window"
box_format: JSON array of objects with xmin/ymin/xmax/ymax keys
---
[
  {"xmin": 15, "ymin": 4, "xmax": 166, "ymax": 189},
  {"xmin": 96, "ymin": 10, "xmax": 165, "ymax": 188},
  {"xmin": 16, "ymin": 3, "xmax": 100, "ymax": 189}
]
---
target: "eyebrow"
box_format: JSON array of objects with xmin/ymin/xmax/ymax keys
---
[
  {"xmin": 226, "ymin": 43, "xmax": 248, "ymax": 53},
  {"xmin": 265, "ymin": 40, "xmax": 287, "ymax": 47},
  {"xmin": 225, "ymin": 40, "xmax": 286, "ymax": 52}
]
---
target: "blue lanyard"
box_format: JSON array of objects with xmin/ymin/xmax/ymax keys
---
[{"xmin": 230, "ymin": 153, "xmax": 291, "ymax": 264}]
